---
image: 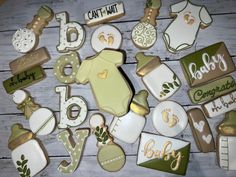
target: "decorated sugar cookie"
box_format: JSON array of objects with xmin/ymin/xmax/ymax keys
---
[
  {"xmin": 13, "ymin": 89, "xmax": 56, "ymax": 136},
  {"xmin": 91, "ymin": 25, "xmax": 122, "ymax": 52},
  {"xmin": 84, "ymin": 1, "xmax": 125, "ymax": 27},
  {"xmin": 76, "ymin": 49, "xmax": 133, "ymax": 117},
  {"xmin": 217, "ymin": 111, "xmax": 236, "ymax": 170},
  {"xmin": 56, "ymin": 12, "xmax": 85, "ymax": 52},
  {"xmin": 187, "ymin": 108, "xmax": 215, "ymax": 152},
  {"xmin": 163, "ymin": 0, "xmax": 212, "ymax": 53},
  {"xmin": 136, "ymin": 52, "xmax": 181, "ymax": 101},
  {"xmin": 55, "ymin": 85, "xmax": 88, "ymax": 129},
  {"xmin": 8, "ymin": 124, "xmax": 49, "ymax": 177},
  {"xmin": 152, "ymin": 101, "xmax": 188, "ymax": 137},
  {"xmin": 90, "ymin": 114, "xmax": 126, "ymax": 172},
  {"xmin": 57, "ymin": 128, "xmax": 89, "ymax": 173},
  {"xmin": 109, "ymin": 90, "xmax": 150, "ymax": 144},
  {"xmin": 137, "ymin": 132, "xmax": 190, "ymax": 175},
  {"xmin": 54, "ymin": 52, "xmax": 80, "ymax": 84},
  {"xmin": 131, "ymin": 0, "xmax": 161, "ymax": 49}
]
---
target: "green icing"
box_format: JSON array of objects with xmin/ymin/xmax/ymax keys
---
[
  {"xmin": 3, "ymin": 66, "xmax": 45, "ymax": 94},
  {"xmin": 138, "ymin": 144, "xmax": 190, "ymax": 175},
  {"xmin": 146, "ymin": 0, "xmax": 161, "ymax": 9},
  {"xmin": 16, "ymin": 154, "xmax": 31, "ymax": 177}
]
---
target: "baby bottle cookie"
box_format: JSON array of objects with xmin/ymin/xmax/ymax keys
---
[
  {"xmin": 90, "ymin": 114, "xmax": 126, "ymax": 172},
  {"xmin": 131, "ymin": 0, "xmax": 161, "ymax": 49},
  {"xmin": 109, "ymin": 90, "xmax": 150, "ymax": 144},
  {"xmin": 136, "ymin": 52, "xmax": 181, "ymax": 101},
  {"xmin": 8, "ymin": 124, "xmax": 49, "ymax": 177}
]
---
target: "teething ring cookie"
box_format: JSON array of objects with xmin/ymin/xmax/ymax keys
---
[
  {"xmin": 12, "ymin": 28, "xmax": 37, "ymax": 53},
  {"xmin": 54, "ymin": 52, "xmax": 80, "ymax": 84}
]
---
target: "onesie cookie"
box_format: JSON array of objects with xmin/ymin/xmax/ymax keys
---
[
  {"xmin": 84, "ymin": 1, "xmax": 125, "ymax": 27},
  {"xmin": 202, "ymin": 90, "xmax": 236, "ymax": 118},
  {"xmin": 91, "ymin": 25, "xmax": 122, "ymax": 52},
  {"xmin": 163, "ymin": 0, "xmax": 212, "ymax": 53},
  {"xmin": 56, "ymin": 12, "xmax": 85, "ymax": 52},
  {"xmin": 137, "ymin": 132, "xmax": 190, "ymax": 175},
  {"xmin": 187, "ymin": 108, "xmax": 215, "ymax": 152},
  {"xmin": 54, "ymin": 52, "xmax": 80, "ymax": 84},
  {"xmin": 152, "ymin": 101, "xmax": 188, "ymax": 137},
  {"xmin": 131, "ymin": 0, "xmax": 161, "ymax": 49},
  {"xmin": 180, "ymin": 42, "xmax": 235, "ymax": 87},
  {"xmin": 136, "ymin": 52, "xmax": 181, "ymax": 101}
]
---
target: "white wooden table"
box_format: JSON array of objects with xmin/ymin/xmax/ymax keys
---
[{"xmin": 0, "ymin": 0, "xmax": 236, "ymax": 176}]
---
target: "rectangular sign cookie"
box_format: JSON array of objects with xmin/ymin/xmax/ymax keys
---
[
  {"xmin": 180, "ymin": 42, "xmax": 235, "ymax": 87},
  {"xmin": 84, "ymin": 1, "xmax": 125, "ymax": 27},
  {"xmin": 3, "ymin": 66, "xmax": 46, "ymax": 94},
  {"xmin": 137, "ymin": 132, "xmax": 190, "ymax": 175},
  {"xmin": 9, "ymin": 47, "xmax": 50, "ymax": 75},
  {"xmin": 202, "ymin": 90, "xmax": 236, "ymax": 118},
  {"xmin": 188, "ymin": 76, "xmax": 236, "ymax": 104}
]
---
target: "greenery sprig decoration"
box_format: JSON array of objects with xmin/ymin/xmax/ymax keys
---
[
  {"xmin": 160, "ymin": 74, "xmax": 180, "ymax": 98},
  {"xmin": 146, "ymin": 0, "xmax": 152, "ymax": 8},
  {"xmin": 16, "ymin": 155, "xmax": 31, "ymax": 177},
  {"xmin": 94, "ymin": 126, "xmax": 109, "ymax": 144}
]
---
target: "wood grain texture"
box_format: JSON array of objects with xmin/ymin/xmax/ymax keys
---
[{"xmin": 1, "ymin": 0, "xmax": 236, "ymax": 177}]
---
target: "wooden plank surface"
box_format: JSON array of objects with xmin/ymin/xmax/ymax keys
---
[{"xmin": 1, "ymin": 0, "xmax": 236, "ymax": 177}]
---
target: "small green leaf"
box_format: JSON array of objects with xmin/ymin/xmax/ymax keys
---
[
  {"xmin": 17, "ymin": 167, "xmax": 23, "ymax": 172},
  {"xmin": 23, "ymin": 165, "xmax": 27, "ymax": 173},
  {"xmin": 95, "ymin": 132, "xmax": 100, "ymax": 137},
  {"xmin": 21, "ymin": 160, "xmax": 28, "ymax": 167},
  {"xmin": 21, "ymin": 155, "xmax": 25, "ymax": 161},
  {"xmin": 163, "ymin": 84, "xmax": 169, "ymax": 89},
  {"xmin": 174, "ymin": 81, "xmax": 180, "ymax": 87},
  {"xmin": 102, "ymin": 141, "xmax": 106, "ymax": 144},
  {"xmin": 173, "ymin": 74, "xmax": 177, "ymax": 80},
  {"xmin": 16, "ymin": 161, "xmax": 22, "ymax": 166},
  {"xmin": 163, "ymin": 90, "xmax": 170, "ymax": 94},
  {"xmin": 101, "ymin": 131, "xmax": 106, "ymax": 138},
  {"xmin": 96, "ymin": 126, "xmax": 99, "ymax": 132},
  {"xmin": 104, "ymin": 135, "xmax": 108, "ymax": 142},
  {"xmin": 20, "ymin": 174, "xmax": 25, "ymax": 177},
  {"xmin": 97, "ymin": 138, "xmax": 102, "ymax": 142},
  {"xmin": 99, "ymin": 127, "xmax": 103, "ymax": 134},
  {"xmin": 26, "ymin": 168, "xmax": 30, "ymax": 176},
  {"xmin": 168, "ymin": 83, "xmax": 174, "ymax": 89}
]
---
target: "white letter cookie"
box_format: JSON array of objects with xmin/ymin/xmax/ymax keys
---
[
  {"xmin": 91, "ymin": 25, "xmax": 122, "ymax": 52},
  {"xmin": 55, "ymin": 85, "xmax": 88, "ymax": 129},
  {"xmin": 56, "ymin": 12, "xmax": 85, "ymax": 53}
]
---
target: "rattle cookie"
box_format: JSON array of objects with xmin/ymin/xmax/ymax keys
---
[
  {"xmin": 84, "ymin": 1, "xmax": 125, "ymax": 27},
  {"xmin": 12, "ymin": 5, "xmax": 54, "ymax": 53},
  {"xmin": 131, "ymin": 0, "xmax": 161, "ymax": 49},
  {"xmin": 3, "ymin": 66, "xmax": 46, "ymax": 94},
  {"xmin": 217, "ymin": 111, "xmax": 236, "ymax": 170},
  {"xmin": 163, "ymin": 0, "xmax": 212, "ymax": 53},
  {"xmin": 90, "ymin": 114, "xmax": 126, "ymax": 172},
  {"xmin": 57, "ymin": 128, "xmax": 89, "ymax": 174},
  {"xmin": 13, "ymin": 89, "xmax": 57, "ymax": 136},
  {"xmin": 137, "ymin": 132, "xmax": 190, "ymax": 175},
  {"xmin": 54, "ymin": 52, "xmax": 80, "ymax": 84},
  {"xmin": 8, "ymin": 124, "xmax": 49, "ymax": 177},
  {"xmin": 152, "ymin": 101, "xmax": 188, "ymax": 137},
  {"xmin": 187, "ymin": 108, "xmax": 215, "ymax": 152},
  {"xmin": 76, "ymin": 49, "xmax": 133, "ymax": 117},
  {"xmin": 9, "ymin": 47, "xmax": 51, "ymax": 75},
  {"xmin": 136, "ymin": 52, "xmax": 181, "ymax": 101},
  {"xmin": 91, "ymin": 25, "xmax": 122, "ymax": 52},
  {"xmin": 180, "ymin": 42, "xmax": 235, "ymax": 87},
  {"xmin": 55, "ymin": 85, "xmax": 88, "ymax": 129},
  {"xmin": 56, "ymin": 12, "xmax": 85, "ymax": 53}
]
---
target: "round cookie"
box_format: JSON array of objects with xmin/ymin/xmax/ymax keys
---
[
  {"xmin": 131, "ymin": 22, "xmax": 157, "ymax": 49},
  {"xmin": 89, "ymin": 113, "xmax": 104, "ymax": 128},
  {"xmin": 12, "ymin": 28, "xmax": 37, "ymax": 53},
  {"xmin": 29, "ymin": 107, "xmax": 56, "ymax": 136},
  {"xmin": 97, "ymin": 144, "xmax": 126, "ymax": 172},
  {"xmin": 54, "ymin": 52, "xmax": 80, "ymax": 84},
  {"xmin": 152, "ymin": 101, "xmax": 188, "ymax": 137},
  {"xmin": 13, "ymin": 90, "xmax": 28, "ymax": 104},
  {"xmin": 91, "ymin": 25, "xmax": 122, "ymax": 52}
]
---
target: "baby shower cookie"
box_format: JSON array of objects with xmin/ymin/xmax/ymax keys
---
[
  {"xmin": 131, "ymin": 0, "xmax": 161, "ymax": 49},
  {"xmin": 54, "ymin": 52, "xmax": 80, "ymax": 84},
  {"xmin": 187, "ymin": 108, "xmax": 215, "ymax": 152},
  {"xmin": 152, "ymin": 101, "xmax": 188, "ymax": 137},
  {"xmin": 180, "ymin": 42, "xmax": 235, "ymax": 87},
  {"xmin": 91, "ymin": 25, "xmax": 122, "ymax": 52},
  {"xmin": 3, "ymin": 66, "xmax": 46, "ymax": 94},
  {"xmin": 90, "ymin": 114, "xmax": 126, "ymax": 172},
  {"xmin": 137, "ymin": 132, "xmax": 190, "ymax": 175},
  {"xmin": 76, "ymin": 49, "xmax": 133, "ymax": 117},
  {"xmin": 136, "ymin": 52, "xmax": 181, "ymax": 101},
  {"xmin": 8, "ymin": 124, "xmax": 48, "ymax": 177},
  {"xmin": 84, "ymin": 1, "xmax": 125, "ymax": 27},
  {"xmin": 56, "ymin": 12, "xmax": 85, "ymax": 52},
  {"xmin": 9, "ymin": 47, "xmax": 51, "ymax": 75},
  {"xmin": 188, "ymin": 76, "xmax": 236, "ymax": 104},
  {"xmin": 57, "ymin": 128, "xmax": 89, "ymax": 174},
  {"xmin": 163, "ymin": 0, "xmax": 212, "ymax": 53},
  {"xmin": 202, "ymin": 90, "xmax": 236, "ymax": 118},
  {"xmin": 55, "ymin": 85, "xmax": 88, "ymax": 129}
]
